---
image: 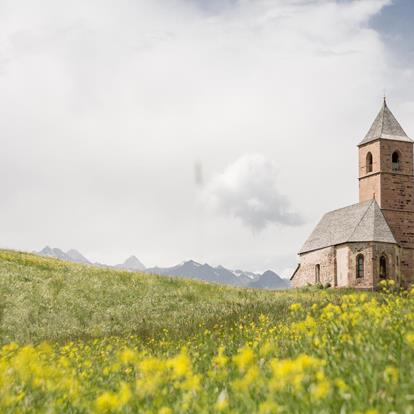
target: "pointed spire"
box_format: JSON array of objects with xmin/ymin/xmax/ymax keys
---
[{"xmin": 359, "ymin": 99, "xmax": 412, "ymax": 145}]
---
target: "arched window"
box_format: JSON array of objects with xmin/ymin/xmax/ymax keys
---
[
  {"xmin": 392, "ymin": 151, "xmax": 400, "ymax": 171},
  {"xmin": 315, "ymin": 264, "xmax": 320, "ymax": 284},
  {"xmin": 356, "ymin": 254, "xmax": 364, "ymax": 278},
  {"xmin": 366, "ymin": 152, "xmax": 373, "ymax": 173},
  {"xmin": 379, "ymin": 255, "xmax": 387, "ymax": 279}
]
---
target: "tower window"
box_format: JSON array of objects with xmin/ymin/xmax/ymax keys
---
[
  {"xmin": 356, "ymin": 254, "xmax": 364, "ymax": 278},
  {"xmin": 315, "ymin": 264, "xmax": 320, "ymax": 284},
  {"xmin": 366, "ymin": 152, "xmax": 373, "ymax": 173},
  {"xmin": 392, "ymin": 151, "xmax": 400, "ymax": 171},
  {"xmin": 379, "ymin": 255, "xmax": 387, "ymax": 279}
]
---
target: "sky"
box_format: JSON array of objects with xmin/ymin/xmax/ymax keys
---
[{"xmin": 1, "ymin": 0, "xmax": 414, "ymax": 277}]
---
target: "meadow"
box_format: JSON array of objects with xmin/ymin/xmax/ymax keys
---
[{"xmin": 1, "ymin": 250, "xmax": 414, "ymax": 413}]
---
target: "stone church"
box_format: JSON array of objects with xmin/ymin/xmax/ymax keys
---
[{"xmin": 291, "ymin": 99, "xmax": 414, "ymax": 288}]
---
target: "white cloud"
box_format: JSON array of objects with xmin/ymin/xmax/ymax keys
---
[
  {"xmin": 201, "ymin": 154, "xmax": 302, "ymax": 231},
  {"xmin": 0, "ymin": 0, "xmax": 412, "ymax": 272}
]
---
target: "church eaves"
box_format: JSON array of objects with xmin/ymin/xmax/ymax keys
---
[{"xmin": 359, "ymin": 98, "xmax": 412, "ymax": 146}]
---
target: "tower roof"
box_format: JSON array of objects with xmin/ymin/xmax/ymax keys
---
[
  {"xmin": 299, "ymin": 199, "xmax": 397, "ymax": 254},
  {"xmin": 359, "ymin": 98, "xmax": 412, "ymax": 146}
]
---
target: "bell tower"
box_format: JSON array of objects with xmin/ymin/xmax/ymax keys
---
[{"xmin": 358, "ymin": 99, "xmax": 414, "ymax": 283}]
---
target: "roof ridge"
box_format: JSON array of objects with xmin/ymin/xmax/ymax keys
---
[
  {"xmin": 324, "ymin": 200, "xmax": 371, "ymax": 216},
  {"xmin": 372, "ymin": 201, "xmax": 398, "ymax": 244},
  {"xmin": 379, "ymin": 100, "xmax": 386, "ymax": 136},
  {"xmin": 347, "ymin": 199, "xmax": 375, "ymax": 242}
]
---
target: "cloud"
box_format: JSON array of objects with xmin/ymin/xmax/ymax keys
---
[
  {"xmin": 0, "ymin": 0, "xmax": 411, "ymax": 272},
  {"xmin": 200, "ymin": 154, "xmax": 302, "ymax": 231}
]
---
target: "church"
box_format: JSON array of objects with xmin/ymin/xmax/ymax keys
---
[{"xmin": 291, "ymin": 99, "xmax": 414, "ymax": 289}]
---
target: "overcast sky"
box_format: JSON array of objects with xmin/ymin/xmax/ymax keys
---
[{"xmin": 1, "ymin": 0, "xmax": 414, "ymax": 276}]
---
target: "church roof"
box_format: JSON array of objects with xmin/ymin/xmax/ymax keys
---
[
  {"xmin": 299, "ymin": 199, "xmax": 397, "ymax": 254},
  {"xmin": 359, "ymin": 99, "xmax": 412, "ymax": 145}
]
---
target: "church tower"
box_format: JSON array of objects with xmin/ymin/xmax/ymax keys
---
[{"xmin": 358, "ymin": 99, "xmax": 414, "ymax": 284}]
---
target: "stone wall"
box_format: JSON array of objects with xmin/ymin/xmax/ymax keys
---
[
  {"xmin": 293, "ymin": 242, "xmax": 400, "ymax": 289},
  {"xmin": 347, "ymin": 243, "xmax": 375, "ymax": 288},
  {"xmin": 292, "ymin": 247, "xmax": 335, "ymax": 288},
  {"xmin": 336, "ymin": 245, "xmax": 349, "ymax": 287},
  {"xmin": 358, "ymin": 139, "xmax": 414, "ymax": 285},
  {"xmin": 382, "ymin": 210, "xmax": 414, "ymax": 249},
  {"xmin": 371, "ymin": 242, "xmax": 399, "ymax": 285},
  {"xmin": 359, "ymin": 141, "xmax": 382, "ymax": 204},
  {"xmin": 400, "ymin": 248, "xmax": 414, "ymax": 286},
  {"xmin": 379, "ymin": 140, "xmax": 413, "ymax": 175}
]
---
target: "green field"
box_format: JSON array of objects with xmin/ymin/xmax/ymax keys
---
[{"xmin": 1, "ymin": 250, "xmax": 414, "ymax": 413}]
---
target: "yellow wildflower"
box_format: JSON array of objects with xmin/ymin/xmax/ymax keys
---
[
  {"xmin": 167, "ymin": 349, "xmax": 192, "ymax": 378},
  {"xmin": 312, "ymin": 380, "xmax": 331, "ymax": 400},
  {"xmin": 213, "ymin": 346, "xmax": 228, "ymax": 368},
  {"xmin": 290, "ymin": 303, "xmax": 302, "ymax": 312},
  {"xmin": 384, "ymin": 366, "xmax": 398, "ymax": 384},
  {"xmin": 233, "ymin": 346, "xmax": 254, "ymax": 372},
  {"xmin": 406, "ymin": 332, "xmax": 414, "ymax": 346},
  {"xmin": 95, "ymin": 392, "xmax": 118, "ymax": 411},
  {"xmin": 215, "ymin": 390, "xmax": 229, "ymax": 411},
  {"xmin": 118, "ymin": 348, "xmax": 137, "ymax": 365}
]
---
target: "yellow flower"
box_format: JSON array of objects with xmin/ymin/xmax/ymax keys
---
[
  {"xmin": 215, "ymin": 390, "xmax": 229, "ymax": 411},
  {"xmin": 118, "ymin": 382, "xmax": 131, "ymax": 405},
  {"xmin": 167, "ymin": 349, "xmax": 192, "ymax": 378},
  {"xmin": 232, "ymin": 366, "xmax": 259, "ymax": 391},
  {"xmin": 159, "ymin": 407, "xmax": 172, "ymax": 414},
  {"xmin": 290, "ymin": 303, "xmax": 302, "ymax": 312},
  {"xmin": 233, "ymin": 346, "xmax": 254, "ymax": 372},
  {"xmin": 259, "ymin": 400, "xmax": 279, "ymax": 414},
  {"xmin": 213, "ymin": 346, "xmax": 228, "ymax": 368},
  {"xmin": 406, "ymin": 332, "xmax": 414, "ymax": 346},
  {"xmin": 95, "ymin": 392, "xmax": 118, "ymax": 411},
  {"xmin": 312, "ymin": 380, "xmax": 331, "ymax": 400},
  {"xmin": 118, "ymin": 348, "xmax": 137, "ymax": 365},
  {"xmin": 334, "ymin": 378, "xmax": 348, "ymax": 393},
  {"xmin": 384, "ymin": 366, "xmax": 398, "ymax": 384}
]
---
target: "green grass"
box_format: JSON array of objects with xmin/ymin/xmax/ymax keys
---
[
  {"xmin": 1, "ymin": 249, "xmax": 414, "ymax": 413},
  {"xmin": 0, "ymin": 249, "xmax": 337, "ymax": 345}
]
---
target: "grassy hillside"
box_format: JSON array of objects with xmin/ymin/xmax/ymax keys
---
[
  {"xmin": 0, "ymin": 249, "xmax": 324, "ymax": 344},
  {"xmin": 2, "ymin": 249, "xmax": 414, "ymax": 413}
]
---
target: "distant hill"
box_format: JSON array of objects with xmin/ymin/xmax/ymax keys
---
[
  {"xmin": 146, "ymin": 260, "xmax": 290, "ymax": 289},
  {"xmin": 115, "ymin": 255, "xmax": 146, "ymax": 271},
  {"xmin": 37, "ymin": 246, "xmax": 146, "ymax": 271},
  {"xmin": 39, "ymin": 246, "xmax": 90, "ymax": 264},
  {"xmin": 66, "ymin": 249, "xmax": 91, "ymax": 264},
  {"xmin": 36, "ymin": 247, "xmax": 290, "ymax": 289},
  {"xmin": 248, "ymin": 270, "xmax": 290, "ymax": 289},
  {"xmin": 146, "ymin": 260, "xmax": 240, "ymax": 286}
]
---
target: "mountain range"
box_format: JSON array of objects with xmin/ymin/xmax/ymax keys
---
[{"xmin": 37, "ymin": 246, "xmax": 290, "ymax": 289}]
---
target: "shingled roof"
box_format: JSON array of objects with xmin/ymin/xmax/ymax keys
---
[
  {"xmin": 299, "ymin": 199, "xmax": 397, "ymax": 254},
  {"xmin": 359, "ymin": 99, "xmax": 412, "ymax": 145}
]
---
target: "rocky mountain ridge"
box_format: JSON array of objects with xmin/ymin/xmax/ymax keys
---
[{"xmin": 37, "ymin": 247, "xmax": 290, "ymax": 289}]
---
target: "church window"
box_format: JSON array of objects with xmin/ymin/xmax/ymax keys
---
[
  {"xmin": 315, "ymin": 264, "xmax": 320, "ymax": 284},
  {"xmin": 392, "ymin": 151, "xmax": 400, "ymax": 171},
  {"xmin": 366, "ymin": 152, "xmax": 373, "ymax": 173},
  {"xmin": 379, "ymin": 255, "xmax": 387, "ymax": 279},
  {"xmin": 356, "ymin": 254, "xmax": 364, "ymax": 278}
]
